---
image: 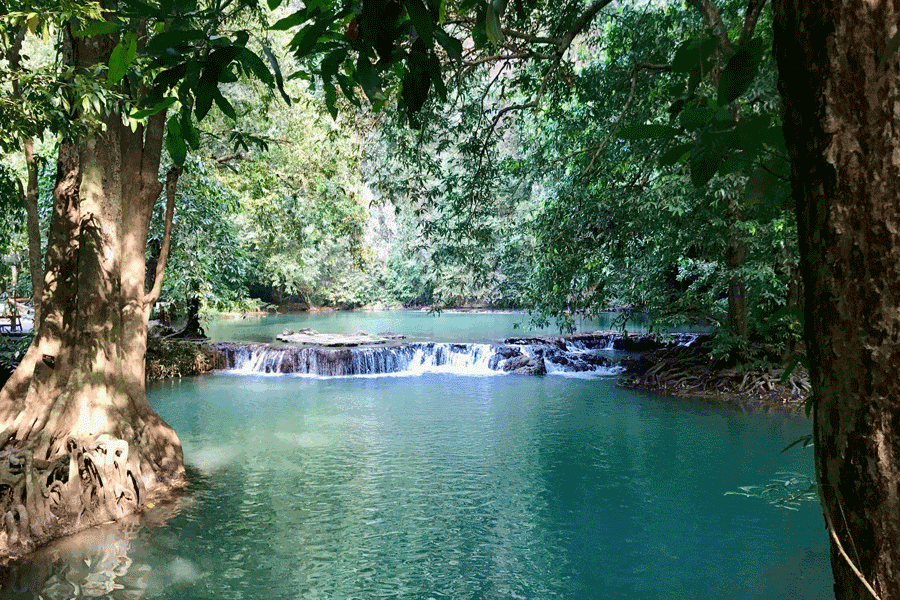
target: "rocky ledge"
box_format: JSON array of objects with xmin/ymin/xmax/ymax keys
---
[{"xmin": 276, "ymin": 328, "xmax": 407, "ymax": 346}]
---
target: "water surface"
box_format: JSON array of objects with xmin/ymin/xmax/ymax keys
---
[
  {"xmin": 2, "ymin": 372, "xmax": 829, "ymax": 599},
  {"xmin": 203, "ymin": 310, "xmax": 625, "ymax": 343}
]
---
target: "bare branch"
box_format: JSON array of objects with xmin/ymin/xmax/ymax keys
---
[{"xmin": 144, "ymin": 166, "xmax": 180, "ymax": 308}]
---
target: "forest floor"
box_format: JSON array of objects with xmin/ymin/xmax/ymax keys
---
[{"xmin": 617, "ymin": 340, "xmax": 810, "ymax": 413}]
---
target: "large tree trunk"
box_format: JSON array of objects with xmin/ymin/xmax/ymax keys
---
[
  {"xmin": 0, "ymin": 31, "xmax": 184, "ymax": 560},
  {"xmin": 774, "ymin": 2, "xmax": 900, "ymax": 598}
]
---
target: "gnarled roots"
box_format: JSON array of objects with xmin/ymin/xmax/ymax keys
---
[{"xmin": 0, "ymin": 434, "xmax": 143, "ymax": 559}]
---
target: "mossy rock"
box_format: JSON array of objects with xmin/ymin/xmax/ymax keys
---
[{"xmin": 146, "ymin": 337, "xmax": 224, "ymax": 380}]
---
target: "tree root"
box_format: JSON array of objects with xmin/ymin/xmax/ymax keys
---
[
  {"xmin": 0, "ymin": 434, "xmax": 143, "ymax": 561},
  {"xmin": 619, "ymin": 344, "xmax": 811, "ymax": 409}
]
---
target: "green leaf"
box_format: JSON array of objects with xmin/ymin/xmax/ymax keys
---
[
  {"xmin": 406, "ymin": 0, "xmax": 434, "ymax": 47},
  {"xmin": 267, "ymin": 0, "xmax": 283, "ymax": 9},
  {"xmin": 195, "ymin": 46, "xmax": 244, "ymax": 120},
  {"xmin": 289, "ymin": 17, "xmax": 334, "ymax": 59},
  {"xmin": 689, "ymin": 139, "xmax": 726, "ymax": 187},
  {"xmin": 434, "ymin": 28, "xmax": 462, "ymax": 61},
  {"xmin": 181, "ymin": 110, "xmax": 200, "ymax": 150},
  {"xmin": 679, "ymin": 106, "xmax": 713, "ymax": 131},
  {"xmin": 659, "ymin": 143, "xmax": 693, "ymax": 166},
  {"xmin": 146, "ymin": 29, "xmax": 205, "ymax": 55},
  {"xmin": 618, "ymin": 124, "xmax": 679, "ymax": 140},
  {"xmin": 485, "ymin": 5, "xmax": 503, "ymax": 46},
  {"xmin": 238, "ymin": 48, "xmax": 274, "ymax": 86},
  {"xmin": 403, "ymin": 40, "xmax": 432, "ymax": 115},
  {"xmin": 130, "ymin": 96, "xmax": 177, "ymax": 119},
  {"xmin": 744, "ymin": 157, "xmax": 790, "ymax": 207},
  {"xmin": 271, "ymin": 9, "xmax": 309, "ymax": 31},
  {"xmin": 324, "ymin": 82, "xmax": 338, "ymax": 119},
  {"xmin": 671, "ymin": 37, "xmax": 716, "ymax": 73},
  {"xmin": 165, "ymin": 114, "xmax": 187, "ymax": 166},
  {"xmin": 213, "ymin": 92, "xmax": 237, "ymax": 120},
  {"xmin": 717, "ymin": 37, "xmax": 765, "ymax": 106},
  {"xmin": 428, "ymin": 52, "xmax": 447, "ymax": 101},
  {"xmin": 260, "ymin": 42, "xmax": 292, "ymax": 105},
  {"xmin": 355, "ymin": 56, "xmax": 384, "ymax": 104},
  {"xmin": 74, "ymin": 21, "xmax": 119, "ymax": 38},
  {"xmin": 107, "ymin": 33, "xmax": 137, "ymax": 86}
]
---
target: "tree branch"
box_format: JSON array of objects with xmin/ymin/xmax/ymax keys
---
[
  {"xmin": 738, "ymin": 0, "xmax": 768, "ymax": 45},
  {"xmin": 144, "ymin": 166, "xmax": 180, "ymax": 308},
  {"xmin": 463, "ymin": 52, "xmax": 534, "ymax": 67},
  {"xmin": 556, "ymin": 0, "xmax": 616, "ymax": 57},
  {"xmin": 142, "ymin": 111, "xmax": 167, "ymax": 188},
  {"xmin": 687, "ymin": 0, "xmax": 733, "ymax": 53}
]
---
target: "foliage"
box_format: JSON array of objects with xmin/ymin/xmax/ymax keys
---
[
  {"xmin": 148, "ymin": 155, "xmax": 254, "ymax": 315},
  {"xmin": 364, "ymin": 72, "xmax": 536, "ymax": 308},
  {"xmin": 0, "ymin": 330, "xmax": 32, "ymax": 376}
]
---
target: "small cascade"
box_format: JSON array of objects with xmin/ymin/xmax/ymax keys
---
[{"xmin": 210, "ymin": 332, "xmax": 697, "ymax": 378}]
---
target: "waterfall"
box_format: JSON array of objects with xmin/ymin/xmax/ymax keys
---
[
  {"xmin": 211, "ymin": 341, "xmax": 619, "ymax": 377},
  {"xmin": 210, "ymin": 332, "xmax": 698, "ymax": 378}
]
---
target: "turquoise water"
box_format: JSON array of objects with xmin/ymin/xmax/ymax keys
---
[
  {"xmin": 1, "ymin": 371, "xmax": 829, "ymax": 599},
  {"xmin": 203, "ymin": 310, "xmax": 638, "ymax": 343}
]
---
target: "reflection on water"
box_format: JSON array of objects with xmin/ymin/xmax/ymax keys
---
[
  {"xmin": 0, "ymin": 499, "xmax": 183, "ymax": 599},
  {"xmin": 202, "ymin": 309, "xmax": 629, "ymax": 343},
  {"xmin": 0, "ymin": 374, "xmax": 829, "ymax": 600}
]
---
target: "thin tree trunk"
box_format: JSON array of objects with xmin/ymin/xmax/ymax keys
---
[
  {"xmin": 774, "ymin": 1, "xmax": 900, "ymax": 598},
  {"xmin": 22, "ymin": 138, "xmax": 43, "ymax": 324},
  {"xmin": 7, "ymin": 28, "xmax": 44, "ymax": 322},
  {"xmin": 688, "ymin": 0, "xmax": 761, "ymax": 343}
]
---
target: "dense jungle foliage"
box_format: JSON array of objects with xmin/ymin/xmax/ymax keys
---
[{"xmin": 1, "ymin": 0, "xmax": 795, "ymax": 356}]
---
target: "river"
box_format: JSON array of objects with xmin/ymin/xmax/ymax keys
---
[{"xmin": 0, "ymin": 311, "xmax": 829, "ymax": 599}]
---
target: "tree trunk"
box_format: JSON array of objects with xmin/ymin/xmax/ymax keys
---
[
  {"xmin": 6, "ymin": 27, "xmax": 43, "ymax": 323},
  {"xmin": 0, "ymin": 30, "xmax": 184, "ymax": 560},
  {"xmin": 688, "ymin": 0, "xmax": 757, "ymax": 343},
  {"xmin": 774, "ymin": 2, "xmax": 900, "ymax": 598},
  {"xmin": 22, "ymin": 137, "xmax": 43, "ymax": 324}
]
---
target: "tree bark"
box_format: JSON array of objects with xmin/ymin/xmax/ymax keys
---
[
  {"xmin": 21, "ymin": 138, "xmax": 42, "ymax": 324},
  {"xmin": 774, "ymin": 1, "xmax": 900, "ymax": 598},
  {"xmin": 0, "ymin": 28, "xmax": 184, "ymax": 560}
]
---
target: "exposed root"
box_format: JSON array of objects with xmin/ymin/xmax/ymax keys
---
[
  {"xmin": 0, "ymin": 434, "xmax": 145, "ymax": 562},
  {"xmin": 618, "ymin": 343, "xmax": 810, "ymax": 410}
]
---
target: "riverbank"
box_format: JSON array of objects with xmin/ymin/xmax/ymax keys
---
[
  {"xmin": 617, "ymin": 339, "xmax": 810, "ymax": 412},
  {"xmin": 146, "ymin": 328, "xmax": 809, "ymax": 412}
]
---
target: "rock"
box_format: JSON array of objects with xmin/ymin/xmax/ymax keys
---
[
  {"xmin": 489, "ymin": 346, "xmax": 522, "ymax": 369},
  {"xmin": 276, "ymin": 329, "xmax": 406, "ymax": 347},
  {"xmin": 502, "ymin": 354, "xmax": 547, "ymax": 375}
]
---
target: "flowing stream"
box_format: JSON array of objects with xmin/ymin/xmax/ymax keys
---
[{"xmin": 0, "ymin": 312, "xmax": 829, "ymax": 599}]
